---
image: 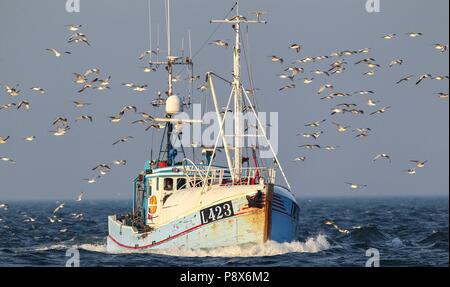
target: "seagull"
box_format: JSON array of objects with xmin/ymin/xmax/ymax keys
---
[
  {"xmin": 53, "ymin": 203, "xmax": 65, "ymax": 215},
  {"xmin": 323, "ymin": 219, "xmax": 350, "ymax": 234},
  {"xmin": 317, "ymin": 84, "xmax": 334, "ymax": 95},
  {"xmin": 0, "ymin": 157, "xmax": 16, "ymax": 165},
  {"xmin": 0, "ymin": 136, "xmax": 10, "ymax": 145},
  {"xmin": 404, "ymin": 168, "xmax": 417, "ymax": 175},
  {"xmin": 71, "ymin": 213, "xmax": 84, "ymax": 219},
  {"xmin": 305, "ymin": 119, "xmax": 326, "ymax": 127},
  {"xmin": 369, "ymin": 106, "xmax": 391, "ymax": 116},
  {"xmin": 0, "ymin": 103, "xmax": 16, "ymax": 110},
  {"xmin": 355, "ymin": 90, "xmax": 374, "ymax": 96},
  {"xmin": 277, "ymin": 74, "xmax": 295, "ymax": 81},
  {"xmin": 299, "ymin": 144, "xmax": 321, "ymax": 149},
  {"xmin": 112, "ymin": 160, "xmax": 127, "ymax": 166},
  {"xmin": 84, "ymin": 68, "xmax": 101, "ymax": 77},
  {"xmin": 285, "ymin": 67, "xmax": 304, "ymax": 76},
  {"xmin": 209, "ymin": 40, "xmax": 229, "ymax": 48},
  {"xmin": 416, "ymin": 74, "xmax": 432, "ymax": 85},
  {"xmin": 120, "ymin": 105, "xmax": 138, "ymax": 114},
  {"xmin": 406, "ymin": 32, "xmax": 423, "ymax": 38},
  {"xmin": 52, "ymin": 117, "xmax": 69, "ymax": 127},
  {"xmin": 410, "ymin": 160, "xmax": 428, "ymax": 168},
  {"xmin": 346, "ymin": 109, "xmax": 365, "ymax": 115},
  {"xmin": 433, "ymin": 75, "xmax": 449, "ymax": 81},
  {"xmin": 59, "ymin": 228, "xmax": 68, "ymax": 233},
  {"xmin": 139, "ymin": 112, "xmax": 154, "ymax": 120},
  {"xmin": 47, "ymin": 217, "xmax": 56, "ymax": 223},
  {"xmin": 355, "ymin": 58, "xmax": 377, "ymax": 65},
  {"xmin": 5, "ymin": 85, "xmax": 20, "ymax": 97},
  {"xmin": 382, "ymin": 33, "xmax": 397, "ymax": 40},
  {"xmin": 366, "ymin": 63, "xmax": 381, "ymax": 69},
  {"xmin": 138, "ymin": 50, "xmax": 158, "ymax": 60},
  {"xmin": 373, "ymin": 153, "xmax": 391, "ymax": 163},
  {"xmin": 353, "ymin": 128, "xmax": 372, "ymax": 138},
  {"xmin": 363, "ymin": 70, "xmax": 376, "ymax": 77},
  {"xmin": 279, "ymin": 84, "xmax": 296, "ymax": 91},
  {"xmin": 290, "ymin": 44, "xmax": 302, "ymax": 53},
  {"xmin": 434, "ymin": 43, "xmax": 448, "ymax": 53},
  {"xmin": 65, "ymin": 24, "xmax": 82, "ymax": 31},
  {"xmin": 68, "ymin": 32, "xmax": 90, "ymax": 46},
  {"xmin": 50, "ymin": 127, "xmax": 70, "ymax": 137},
  {"xmin": 83, "ymin": 177, "xmax": 100, "ymax": 184},
  {"xmin": 92, "ymin": 164, "xmax": 111, "ymax": 174},
  {"xmin": 303, "ymin": 78, "xmax": 314, "ymax": 84},
  {"xmin": 437, "ymin": 92, "xmax": 449, "ymax": 99},
  {"xmin": 112, "ymin": 136, "xmax": 134, "ymax": 146},
  {"xmin": 332, "ymin": 122, "xmax": 350, "ymax": 133},
  {"xmin": 251, "ymin": 11, "xmax": 267, "ymax": 21},
  {"xmin": 293, "ymin": 156, "xmax": 306, "ymax": 162},
  {"xmin": 142, "ymin": 66, "xmax": 157, "ymax": 73},
  {"xmin": 330, "ymin": 108, "xmax": 346, "ymax": 115},
  {"xmin": 76, "ymin": 191, "xmax": 84, "ymax": 202},
  {"xmin": 269, "ymin": 55, "xmax": 284, "ymax": 64},
  {"xmin": 198, "ymin": 84, "xmax": 208, "ymax": 93},
  {"xmin": 389, "ymin": 59, "xmax": 403, "ymax": 67},
  {"xmin": 358, "ymin": 48, "xmax": 371, "ymax": 54},
  {"xmin": 133, "ymin": 85, "xmax": 148, "ymax": 92},
  {"xmin": 345, "ymin": 182, "xmax": 368, "ymax": 189},
  {"xmin": 367, "ymin": 99, "xmax": 380, "ymax": 107},
  {"xmin": 75, "ymin": 115, "xmax": 93, "ymax": 122},
  {"xmin": 73, "ymin": 73, "xmax": 87, "ymax": 84},
  {"xmin": 78, "ymin": 78, "xmax": 99, "ymax": 93},
  {"xmin": 24, "ymin": 136, "xmax": 36, "ymax": 142},
  {"xmin": 0, "ymin": 203, "xmax": 9, "ymax": 210},
  {"xmin": 23, "ymin": 216, "xmax": 37, "ymax": 223},
  {"xmin": 323, "ymin": 145, "xmax": 339, "ymax": 151},
  {"xmin": 301, "ymin": 132, "xmax": 323, "ymax": 140},
  {"xmin": 396, "ymin": 75, "xmax": 415, "ymax": 84},
  {"xmin": 73, "ymin": 101, "xmax": 91, "ymax": 108},
  {"xmin": 332, "ymin": 92, "xmax": 351, "ymax": 98},
  {"xmin": 30, "ymin": 87, "xmax": 45, "ymax": 94},
  {"xmin": 46, "ymin": 48, "xmax": 71, "ymax": 57},
  {"xmin": 17, "ymin": 100, "xmax": 30, "ymax": 110},
  {"xmin": 311, "ymin": 70, "xmax": 329, "ymax": 76},
  {"xmin": 109, "ymin": 114, "xmax": 123, "ymax": 123},
  {"xmin": 320, "ymin": 95, "xmax": 335, "ymax": 100}
]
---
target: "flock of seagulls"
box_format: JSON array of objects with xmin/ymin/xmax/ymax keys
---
[
  {"xmin": 247, "ymin": 31, "xmax": 448, "ymax": 192},
  {"xmin": 0, "ymin": 8, "xmax": 448, "ymax": 239}
]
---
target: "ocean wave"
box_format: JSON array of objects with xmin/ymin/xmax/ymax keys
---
[{"xmin": 74, "ymin": 234, "xmax": 331, "ymax": 257}]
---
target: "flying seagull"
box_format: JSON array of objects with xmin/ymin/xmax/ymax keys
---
[{"xmin": 373, "ymin": 153, "xmax": 391, "ymax": 163}]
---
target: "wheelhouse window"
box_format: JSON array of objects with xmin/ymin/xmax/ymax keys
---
[
  {"xmin": 177, "ymin": 178, "xmax": 187, "ymax": 190},
  {"xmin": 164, "ymin": 178, "xmax": 173, "ymax": 191}
]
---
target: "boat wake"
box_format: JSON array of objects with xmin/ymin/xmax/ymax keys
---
[{"xmin": 35, "ymin": 234, "xmax": 330, "ymax": 257}]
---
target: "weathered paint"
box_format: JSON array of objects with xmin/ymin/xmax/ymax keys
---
[{"xmin": 107, "ymin": 184, "xmax": 299, "ymax": 252}]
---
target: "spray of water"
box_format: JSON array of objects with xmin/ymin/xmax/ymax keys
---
[{"xmin": 76, "ymin": 234, "xmax": 330, "ymax": 257}]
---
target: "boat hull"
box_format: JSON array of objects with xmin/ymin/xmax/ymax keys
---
[{"xmin": 107, "ymin": 185, "xmax": 298, "ymax": 252}]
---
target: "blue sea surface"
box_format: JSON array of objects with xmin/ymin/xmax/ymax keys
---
[{"xmin": 0, "ymin": 197, "xmax": 448, "ymax": 267}]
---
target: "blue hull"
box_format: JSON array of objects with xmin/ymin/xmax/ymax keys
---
[{"xmin": 270, "ymin": 185, "xmax": 300, "ymax": 242}]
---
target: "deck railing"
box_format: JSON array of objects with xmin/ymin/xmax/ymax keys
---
[{"xmin": 181, "ymin": 164, "xmax": 276, "ymax": 188}]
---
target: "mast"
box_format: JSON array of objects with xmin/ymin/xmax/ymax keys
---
[
  {"xmin": 151, "ymin": 0, "xmax": 194, "ymax": 166},
  {"xmin": 233, "ymin": 3, "xmax": 242, "ymax": 177},
  {"xmin": 210, "ymin": 2, "xmax": 266, "ymax": 179}
]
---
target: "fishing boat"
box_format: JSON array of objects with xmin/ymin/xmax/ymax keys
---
[{"xmin": 107, "ymin": 1, "xmax": 300, "ymax": 252}]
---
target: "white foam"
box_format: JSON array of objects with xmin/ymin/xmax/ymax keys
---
[
  {"xmin": 78, "ymin": 234, "xmax": 330, "ymax": 257},
  {"xmin": 34, "ymin": 234, "xmax": 331, "ymax": 258}
]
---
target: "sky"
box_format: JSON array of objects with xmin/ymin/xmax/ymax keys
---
[{"xmin": 0, "ymin": 0, "xmax": 448, "ymax": 200}]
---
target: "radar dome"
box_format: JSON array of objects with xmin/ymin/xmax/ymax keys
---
[{"xmin": 165, "ymin": 95, "xmax": 182, "ymax": 115}]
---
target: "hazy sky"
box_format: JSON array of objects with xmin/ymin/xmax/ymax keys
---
[{"xmin": 0, "ymin": 0, "xmax": 448, "ymax": 200}]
